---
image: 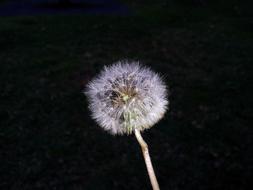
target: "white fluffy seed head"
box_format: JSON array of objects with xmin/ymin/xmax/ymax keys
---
[{"xmin": 85, "ymin": 60, "xmax": 169, "ymax": 135}]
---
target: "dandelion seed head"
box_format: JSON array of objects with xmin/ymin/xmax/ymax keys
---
[{"xmin": 85, "ymin": 60, "xmax": 169, "ymax": 135}]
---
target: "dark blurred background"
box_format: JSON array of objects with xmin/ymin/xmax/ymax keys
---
[{"xmin": 0, "ymin": 0, "xmax": 252, "ymax": 189}]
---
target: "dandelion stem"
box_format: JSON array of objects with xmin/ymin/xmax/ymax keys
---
[{"xmin": 134, "ymin": 129, "xmax": 160, "ymax": 190}]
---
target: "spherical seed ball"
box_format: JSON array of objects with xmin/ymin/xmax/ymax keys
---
[{"xmin": 85, "ymin": 61, "xmax": 169, "ymax": 135}]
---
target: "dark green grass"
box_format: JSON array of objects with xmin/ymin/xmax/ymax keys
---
[{"xmin": 0, "ymin": 1, "xmax": 252, "ymax": 190}]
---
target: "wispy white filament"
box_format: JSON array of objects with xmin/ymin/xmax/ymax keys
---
[{"xmin": 85, "ymin": 61, "xmax": 168, "ymax": 135}]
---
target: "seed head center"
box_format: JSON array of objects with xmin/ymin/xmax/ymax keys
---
[{"xmin": 122, "ymin": 94, "xmax": 130, "ymax": 102}]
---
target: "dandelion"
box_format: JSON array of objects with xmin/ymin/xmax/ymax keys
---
[{"xmin": 85, "ymin": 60, "xmax": 169, "ymax": 190}]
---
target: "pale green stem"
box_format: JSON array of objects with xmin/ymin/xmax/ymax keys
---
[{"xmin": 134, "ymin": 129, "xmax": 160, "ymax": 190}]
